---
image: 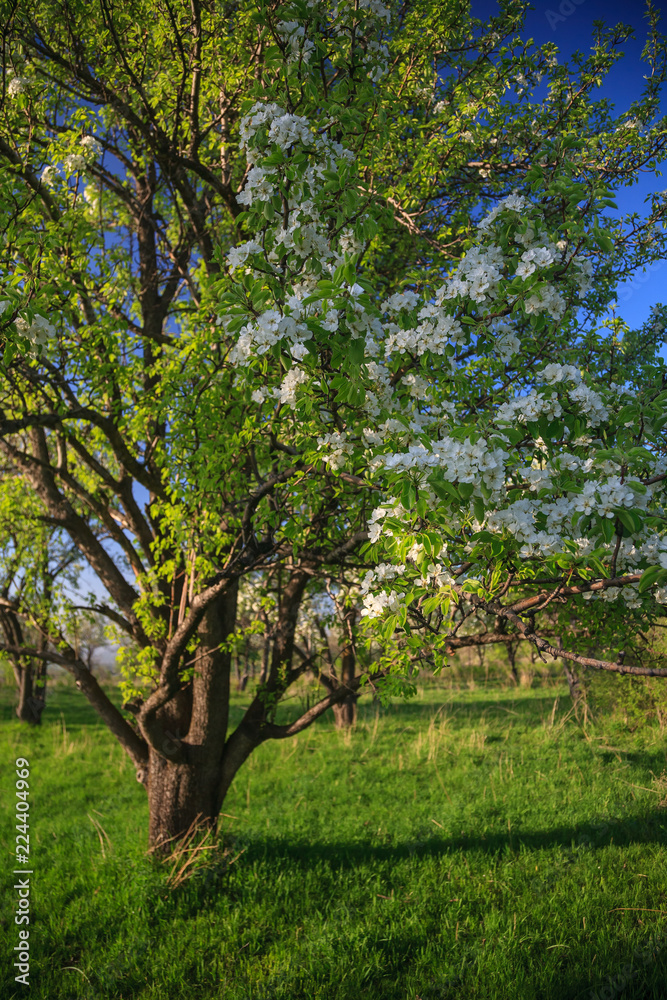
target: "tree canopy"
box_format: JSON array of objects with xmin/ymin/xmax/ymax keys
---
[{"xmin": 2, "ymin": 0, "xmax": 667, "ymax": 847}]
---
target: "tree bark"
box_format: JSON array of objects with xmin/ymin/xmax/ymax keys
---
[
  {"xmin": 15, "ymin": 658, "xmax": 46, "ymax": 724},
  {"xmin": 556, "ymin": 634, "xmax": 583, "ymax": 709},
  {"xmin": 146, "ymin": 586, "xmax": 238, "ymax": 852},
  {"xmin": 237, "ymin": 637, "xmax": 250, "ymax": 691},
  {"xmin": 139, "ymin": 575, "xmax": 317, "ymax": 852},
  {"xmin": 332, "ymin": 642, "xmax": 358, "ymax": 729},
  {"xmin": 147, "ymin": 754, "xmax": 217, "ymax": 851},
  {"xmin": 564, "ymin": 662, "xmax": 583, "ymax": 708},
  {"xmin": 1, "ymin": 609, "xmax": 46, "ymax": 724},
  {"xmin": 258, "ymin": 632, "xmax": 270, "ymax": 685},
  {"xmin": 505, "ymin": 641, "xmax": 519, "ymax": 686}
]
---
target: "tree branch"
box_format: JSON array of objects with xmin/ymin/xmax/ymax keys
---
[
  {"xmin": 450, "ymin": 583, "xmax": 667, "ymax": 677},
  {"xmin": 0, "ymin": 642, "xmax": 149, "ymax": 771},
  {"xmin": 261, "ymin": 673, "xmax": 365, "ymax": 739}
]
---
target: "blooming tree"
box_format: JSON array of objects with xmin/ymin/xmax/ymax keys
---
[
  {"xmin": 2, "ymin": 0, "xmax": 667, "ymax": 847},
  {"xmin": 221, "ymin": 14, "xmax": 667, "ymax": 685}
]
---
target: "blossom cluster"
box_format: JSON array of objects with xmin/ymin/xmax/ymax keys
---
[
  {"xmin": 40, "ymin": 134, "xmax": 103, "ymax": 186},
  {"xmin": 11, "ymin": 313, "xmax": 57, "ymax": 354},
  {"xmin": 277, "ymin": 20, "xmax": 315, "ymax": 64},
  {"xmin": 219, "ymin": 93, "xmax": 667, "ymax": 627}
]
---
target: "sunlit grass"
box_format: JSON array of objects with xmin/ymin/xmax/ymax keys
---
[{"xmin": 1, "ymin": 677, "xmax": 666, "ymax": 999}]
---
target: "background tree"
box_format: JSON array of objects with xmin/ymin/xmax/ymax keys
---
[
  {"xmin": 293, "ymin": 581, "xmax": 368, "ymax": 729},
  {"xmin": 0, "ymin": 474, "xmax": 83, "ymax": 722},
  {"xmin": 2, "ymin": 0, "xmax": 667, "ymax": 850}
]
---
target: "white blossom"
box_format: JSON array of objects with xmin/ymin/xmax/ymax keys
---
[
  {"xmin": 226, "ymin": 240, "xmax": 264, "ymax": 270},
  {"xmin": 8, "ymin": 76, "xmax": 27, "ymax": 96},
  {"xmin": 15, "ymin": 314, "xmax": 56, "ymax": 350},
  {"xmin": 63, "ymin": 153, "xmax": 86, "ymax": 173},
  {"xmin": 273, "ymin": 366, "xmax": 309, "ymax": 408}
]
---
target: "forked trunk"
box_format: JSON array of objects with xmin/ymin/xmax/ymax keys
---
[
  {"xmin": 145, "ymin": 587, "xmax": 251, "ymax": 853},
  {"xmin": 147, "ymin": 720, "xmax": 258, "ymax": 852},
  {"xmin": 144, "ymin": 574, "xmax": 311, "ymax": 852}
]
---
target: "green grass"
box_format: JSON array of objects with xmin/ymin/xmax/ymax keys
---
[{"xmin": 1, "ymin": 679, "xmax": 667, "ymax": 999}]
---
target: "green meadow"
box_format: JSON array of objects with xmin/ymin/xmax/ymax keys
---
[{"xmin": 1, "ymin": 676, "xmax": 667, "ymax": 1000}]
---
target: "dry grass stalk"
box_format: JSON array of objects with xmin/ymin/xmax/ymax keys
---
[{"xmin": 155, "ymin": 814, "xmax": 245, "ymax": 889}]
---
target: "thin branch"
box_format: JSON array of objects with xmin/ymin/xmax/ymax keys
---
[
  {"xmin": 261, "ymin": 673, "xmax": 365, "ymax": 739},
  {"xmin": 450, "ymin": 583, "xmax": 667, "ymax": 677}
]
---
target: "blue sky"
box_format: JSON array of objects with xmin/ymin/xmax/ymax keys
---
[{"xmin": 472, "ymin": 0, "xmax": 667, "ymax": 331}]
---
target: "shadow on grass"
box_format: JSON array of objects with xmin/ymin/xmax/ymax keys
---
[
  {"xmin": 243, "ymin": 947, "xmax": 667, "ymax": 1000},
  {"xmin": 163, "ymin": 816, "xmax": 667, "ymax": 1000},
  {"xmin": 0, "ymin": 683, "xmax": 574, "ymax": 732},
  {"xmin": 232, "ymin": 810, "xmax": 667, "ymax": 870},
  {"xmin": 248, "ymin": 692, "xmax": 575, "ymax": 734}
]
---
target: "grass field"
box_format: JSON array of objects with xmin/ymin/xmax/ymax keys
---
[{"xmin": 1, "ymin": 676, "xmax": 667, "ymax": 1000}]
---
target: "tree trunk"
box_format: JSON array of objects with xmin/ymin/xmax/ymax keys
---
[
  {"xmin": 332, "ymin": 643, "xmax": 358, "ymax": 729},
  {"xmin": 258, "ymin": 632, "xmax": 270, "ymax": 685},
  {"xmin": 557, "ymin": 634, "xmax": 584, "ymax": 711},
  {"xmin": 1, "ymin": 609, "xmax": 46, "ymax": 724},
  {"xmin": 332, "ymin": 696, "xmax": 356, "ymax": 728},
  {"xmin": 147, "ymin": 753, "xmax": 219, "ymax": 850},
  {"xmin": 237, "ymin": 637, "xmax": 250, "ymax": 691},
  {"xmin": 506, "ymin": 642, "xmax": 519, "ymax": 685},
  {"xmin": 564, "ymin": 662, "xmax": 583, "ymax": 707},
  {"xmin": 146, "ymin": 587, "xmax": 238, "ymax": 852},
  {"xmin": 16, "ymin": 660, "xmax": 46, "ymax": 725},
  {"xmin": 144, "ymin": 573, "xmax": 315, "ymax": 852}
]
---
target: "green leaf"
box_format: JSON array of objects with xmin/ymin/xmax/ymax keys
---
[
  {"xmin": 615, "ymin": 508, "xmax": 643, "ymax": 535},
  {"xmin": 415, "ymin": 497, "xmax": 428, "ymax": 520},
  {"xmin": 343, "ymin": 261, "xmax": 357, "ymax": 284},
  {"xmin": 594, "ymin": 228, "xmax": 614, "ymax": 253},
  {"xmin": 473, "ymin": 530, "xmax": 496, "ymax": 543},
  {"xmin": 426, "ymin": 531, "xmax": 442, "ymax": 557},
  {"xmin": 401, "ymin": 480, "xmax": 417, "ymax": 511},
  {"xmin": 503, "ymin": 427, "xmax": 525, "ymax": 445},
  {"xmin": 348, "ymin": 338, "xmax": 365, "ymax": 365},
  {"xmin": 597, "ymin": 517, "xmax": 616, "ymax": 543},
  {"xmin": 638, "ymin": 564, "xmax": 666, "ymax": 594},
  {"xmin": 427, "ymin": 472, "xmax": 460, "ymax": 503},
  {"xmin": 421, "ymin": 596, "xmax": 441, "ymax": 615},
  {"xmin": 628, "ymin": 447, "xmax": 655, "ymax": 462}
]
